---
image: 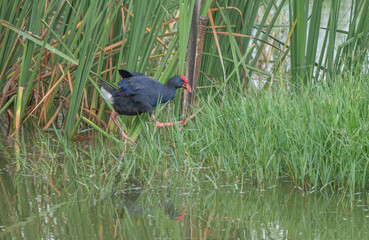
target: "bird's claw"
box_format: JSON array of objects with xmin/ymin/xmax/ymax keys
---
[{"xmin": 180, "ymin": 106, "xmax": 204, "ymax": 126}]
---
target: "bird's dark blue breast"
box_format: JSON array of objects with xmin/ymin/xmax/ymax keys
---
[{"xmin": 150, "ymin": 89, "xmax": 176, "ymax": 107}]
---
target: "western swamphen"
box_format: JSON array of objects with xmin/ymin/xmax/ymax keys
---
[{"xmin": 99, "ymin": 70, "xmax": 197, "ymax": 144}]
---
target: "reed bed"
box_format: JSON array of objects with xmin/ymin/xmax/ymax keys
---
[{"xmin": 0, "ymin": 1, "xmax": 367, "ymax": 141}]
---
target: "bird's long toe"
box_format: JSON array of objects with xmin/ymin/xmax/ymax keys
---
[{"xmin": 154, "ymin": 106, "xmax": 203, "ymax": 128}]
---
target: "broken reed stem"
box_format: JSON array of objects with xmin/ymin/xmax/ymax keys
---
[{"xmin": 191, "ymin": 16, "xmax": 208, "ymax": 103}]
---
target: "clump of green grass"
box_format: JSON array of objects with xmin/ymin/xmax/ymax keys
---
[{"xmin": 190, "ymin": 73, "xmax": 369, "ymax": 195}]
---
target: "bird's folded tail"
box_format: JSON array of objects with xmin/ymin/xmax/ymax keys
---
[
  {"xmin": 118, "ymin": 69, "xmax": 146, "ymax": 79},
  {"xmin": 99, "ymin": 80, "xmax": 115, "ymax": 105}
]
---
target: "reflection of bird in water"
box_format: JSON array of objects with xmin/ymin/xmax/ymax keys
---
[{"xmin": 115, "ymin": 191, "xmax": 185, "ymax": 221}]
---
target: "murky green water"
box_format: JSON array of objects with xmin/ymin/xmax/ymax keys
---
[{"xmin": 1, "ymin": 139, "xmax": 368, "ymax": 240}]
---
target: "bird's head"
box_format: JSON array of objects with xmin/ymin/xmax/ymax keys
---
[{"xmin": 168, "ymin": 75, "xmax": 192, "ymax": 92}]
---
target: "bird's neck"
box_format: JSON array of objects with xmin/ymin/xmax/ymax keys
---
[
  {"xmin": 151, "ymin": 83, "xmax": 178, "ymax": 107},
  {"xmin": 160, "ymin": 84, "xmax": 177, "ymax": 103}
]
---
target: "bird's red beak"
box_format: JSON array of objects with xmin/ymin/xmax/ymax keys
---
[
  {"xmin": 181, "ymin": 75, "xmax": 192, "ymax": 92},
  {"xmin": 182, "ymin": 83, "xmax": 192, "ymax": 92}
]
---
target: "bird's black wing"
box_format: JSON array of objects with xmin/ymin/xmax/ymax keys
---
[
  {"xmin": 117, "ymin": 78, "xmax": 142, "ymax": 95},
  {"xmin": 117, "ymin": 74, "xmax": 162, "ymax": 98},
  {"xmin": 117, "ymin": 70, "xmax": 152, "ymax": 96}
]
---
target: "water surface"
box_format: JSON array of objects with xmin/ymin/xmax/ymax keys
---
[{"xmin": 1, "ymin": 140, "xmax": 368, "ymax": 240}]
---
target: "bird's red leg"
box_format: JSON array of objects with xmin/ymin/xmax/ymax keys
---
[
  {"xmin": 111, "ymin": 112, "xmax": 136, "ymax": 144},
  {"xmin": 153, "ymin": 107, "xmax": 204, "ymax": 128}
]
